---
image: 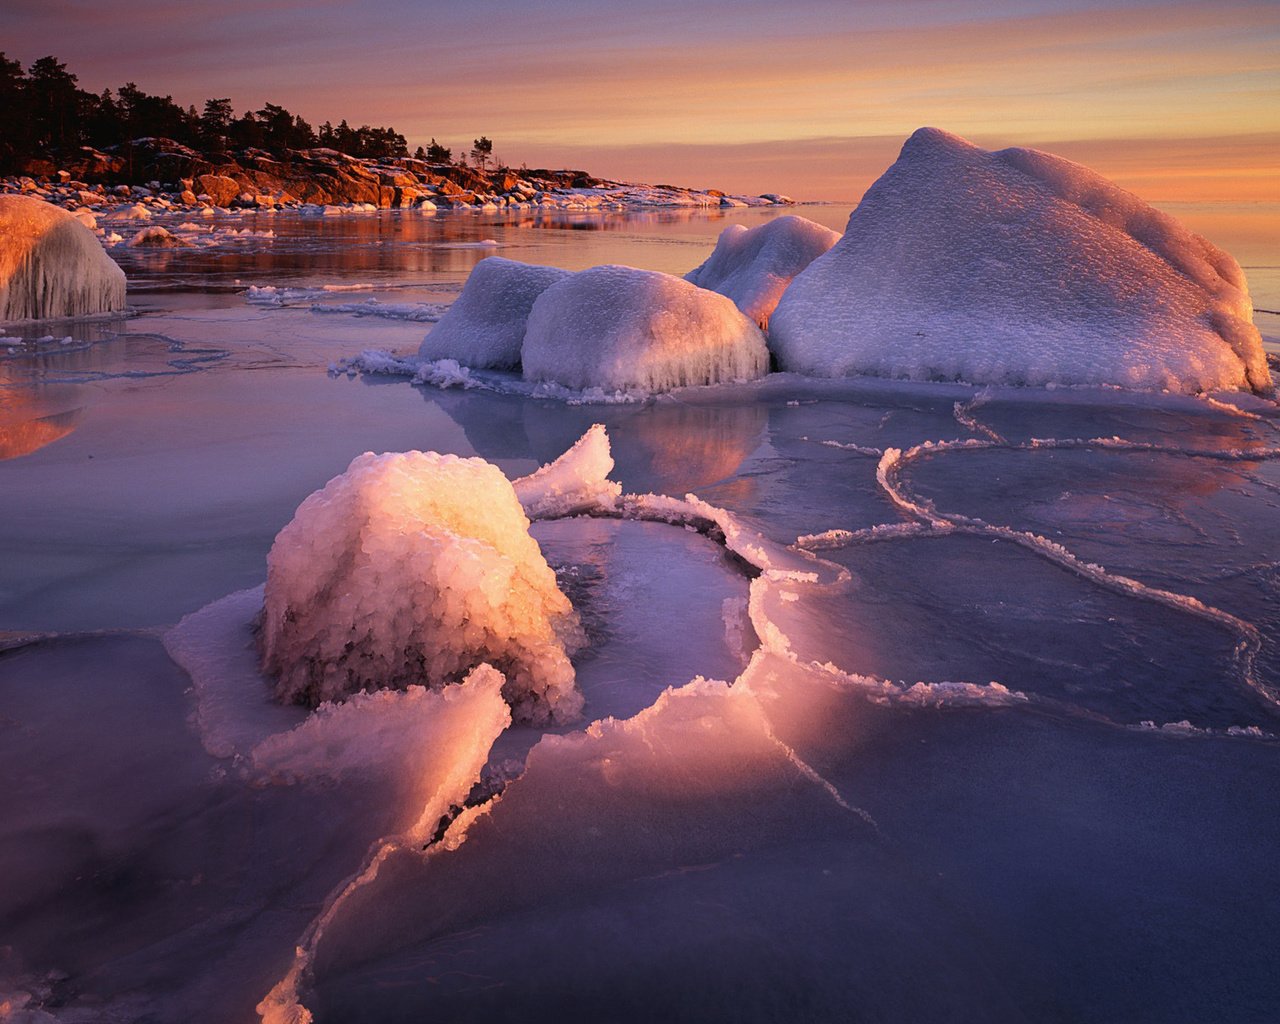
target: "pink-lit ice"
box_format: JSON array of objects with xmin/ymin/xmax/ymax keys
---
[
  {"xmin": 523, "ymin": 264, "xmax": 770, "ymax": 393},
  {"xmin": 685, "ymin": 214, "xmax": 840, "ymax": 329},
  {"xmin": 260, "ymin": 450, "xmax": 584, "ymax": 725},
  {"xmin": 0, "ymin": 194, "xmax": 126, "ymax": 320},
  {"xmin": 512, "ymin": 423, "xmax": 622, "ymax": 519},
  {"xmin": 769, "ymin": 128, "xmax": 1271, "ymax": 394},
  {"xmin": 417, "ymin": 256, "xmax": 569, "ymax": 369}
]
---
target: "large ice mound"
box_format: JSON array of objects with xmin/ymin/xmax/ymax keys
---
[
  {"xmin": 685, "ymin": 215, "xmax": 840, "ymax": 329},
  {"xmin": 523, "ymin": 265, "xmax": 770, "ymax": 393},
  {"xmin": 769, "ymin": 128, "xmax": 1271, "ymax": 395},
  {"xmin": 418, "ymin": 257, "xmax": 569, "ymax": 369},
  {"xmin": 261, "ymin": 450, "xmax": 584, "ymax": 725},
  {"xmin": 0, "ymin": 194, "xmax": 126, "ymax": 320}
]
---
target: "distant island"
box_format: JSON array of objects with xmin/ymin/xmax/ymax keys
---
[{"xmin": 0, "ymin": 53, "xmax": 792, "ymax": 212}]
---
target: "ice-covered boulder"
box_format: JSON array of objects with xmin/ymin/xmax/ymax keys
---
[
  {"xmin": 685, "ymin": 215, "xmax": 839, "ymax": 329},
  {"xmin": 523, "ymin": 265, "xmax": 770, "ymax": 393},
  {"xmin": 769, "ymin": 128, "xmax": 1271, "ymax": 394},
  {"xmin": 261, "ymin": 450, "xmax": 584, "ymax": 725},
  {"xmin": 0, "ymin": 195, "xmax": 126, "ymax": 321},
  {"xmin": 418, "ymin": 257, "xmax": 569, "ymax": 369}
]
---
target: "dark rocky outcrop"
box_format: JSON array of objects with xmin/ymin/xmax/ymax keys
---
[{"xmin": 10, "ymin": 139, "xmax": 792, "ymax": 213}]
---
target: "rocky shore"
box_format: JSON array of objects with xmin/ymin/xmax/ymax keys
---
[{"xmin": 4, "ymin": 137, "xmax": 793, "ymax": 214}]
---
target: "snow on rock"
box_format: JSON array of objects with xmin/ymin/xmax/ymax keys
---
[
  {"xmin": 111, "ymin": 202, "xmax": 154, "ymax": 222},
  {"xmin": 0, "ymin": 194, "xmax": 126, "ymax": 321},
  {"xmin": 523, "ymin": 265, "xmax": 770, "ymax": 393},
  {"xmin": 685, "ymin": 215, "xmax": 840, "ymax": 329},
  {"xmin": 261, "ymin": 450, "xmax": 585, "ymax": 725},
  {"xmin": 126, "ymin": 226, "xmax": 188, "ymax": 248},
  {"xmin": 769, "ymin": 127, "xmax": 1272, "ymax": 395},
  {"xmin": 417, "ymin": 256, "xmax": 569, "ymax": 369},
  {"xmin": 513, "ymin": 423, "xmax": 622, "ymax": 519}
]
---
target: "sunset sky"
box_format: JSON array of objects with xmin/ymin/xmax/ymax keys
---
[{"xmin": 4, "ymin": 0, "xmax": 1277, "ymax": 201}]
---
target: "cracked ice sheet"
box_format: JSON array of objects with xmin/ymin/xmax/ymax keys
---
[
  {"xmin": 301, "ymin": 647, "xmax": 1280, "ymax": 1024},
  {"xmin": 899, "ymin": 436, "xmax": 1280, "ymax": 709},
  {"xmin": 774, "ymin": 533, "xmax": 1274, "ymax": 729},
  {"xmin": 0, "ymin": 635, "xmax": 509, "ymax": 1023},
  {"xmin": 301, "ymin": 675, "xmax": 1024, "ymax": 1023},
  {"xmin": 738, "ymin": 660, "xmax": 1280, "ymax": 1024}
]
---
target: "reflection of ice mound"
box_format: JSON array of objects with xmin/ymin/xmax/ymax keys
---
[
  {"xmin": 261, "ymin": 450, "xmax": 584, "ymax": 725},
  {"xmin": 685, "ymin": 215, "xmax": 840, "ymax": 329},
  {"xmin": 418, "ymin": 257, "xmax": 569, "ymax": 369},
  {"xmin": 0, "ymin": 195, "xmax": 126, "ymax": 321},
  {"xmin": 770, "ymin": 127, "xmax": 1271, "ymax": 395},
  {"xmin": 513, "ymin": 423, "xmax": 622, "ymax": 519},
  {"xmin": 523, "ymin": 265, "xmax": 769, "ymax": 393}
]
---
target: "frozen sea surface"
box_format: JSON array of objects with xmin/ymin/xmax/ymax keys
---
[{"xmin": 1, "ymin": 205, "xmax": 1278, "ymax": 1023}]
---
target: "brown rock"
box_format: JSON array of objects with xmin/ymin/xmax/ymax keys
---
[{"xmin": 195, "ymin": 174, "xmax": 241, "ymax": 207}]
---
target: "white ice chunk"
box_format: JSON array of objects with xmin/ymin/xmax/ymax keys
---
[
  {"xmin": 523, "ymin": 265, "xmax": 769, "ymax": 393},
  {"xmin": 261, "ymin": 450, "xmax": 584, "ymax": 725},
  {"xmin": 769, "ymin": 127, "xmax": 1271, "ymax": 395},
  {"xmin": 0, "ymin": 195, "xmax": 126, "ymax": 321},
  {"xmin": 418, "ymin": 257, "xmax": 569, "ymax": 369},
  {"xmin": 685, "ymin": 215, "xmax": 839, "ymax": 329},
  {"xmin": 513, "ymin": 423, "xmax": 622, "ymax": 519}
]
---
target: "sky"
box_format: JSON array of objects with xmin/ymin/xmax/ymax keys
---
[{"xmin": 3, "ymin": 0, "xmax": 1278, "ymax": 202}]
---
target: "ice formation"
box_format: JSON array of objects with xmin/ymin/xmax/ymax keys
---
[
  {"xmin": 513, "ymin": 423, "xmax": 623, "ymax": 519},
  {"xmin": 523, "ymin": 265, "xmax": 770, "ymax": 393},
  {"xmin": 417, "ymin": 257, "xmax": 569, "ymax": 369},
  {"xmin": 685, "ymin": 215, "xmax": 840, "ymax": 328},
  {"xmin": 769, "ymin": 128, "xmax": 1272, "ymax": 395},
  {"xmin": 260, "ymin": 450, "xmax": 584, "ymax": 725},
  {"xmin": 0, "ymin": 195, "xmax": 126, "ymax": 320}
]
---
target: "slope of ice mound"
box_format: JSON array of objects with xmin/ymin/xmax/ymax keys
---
[
  {"xmin": 0, "ymin": 195, "xmax": 126, "ymax": 321},
  {"xmin": 513, "ymin": 423, "xmax": 622, "ymax": 519},
  {"xmin": 418, "ymin": 257, "xmax": 569, "ymax": 369},
  {"xmin": 261, "ymin": 450, "xmax": 584, "ymax": 725},
  {"xmin": 523, "ymin": 265, "xmax": 769, "ymax": 393},
  {"xmin": 769, "ymin": 127, "xmax": 1271, "ymax": 395},
  {"xmin": 685, "ymin": 215, "xmax": 840, "ymax": 328}
]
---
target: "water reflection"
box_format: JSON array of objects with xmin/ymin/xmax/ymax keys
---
[
  {"xmin": 0, "ymin": 391, "xmax": 84, "ymax": 460},
  {"xmin": 427, "ymin": 386, "xmax": 767, "ymax": 496},
  {"xmin": 106, "ymin": 205, "xmax": 855, "ymax": 291}
]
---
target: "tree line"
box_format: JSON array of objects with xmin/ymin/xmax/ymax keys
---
[{"xmin": 0, "ymin": 53, "xmax": 467, "ymax": 173}]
